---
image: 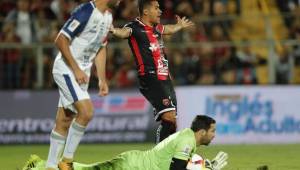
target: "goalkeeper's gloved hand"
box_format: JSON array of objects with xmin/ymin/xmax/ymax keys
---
[{"xmin": 205, "ymin": 151, "xmax": 228, "ymax": 170}]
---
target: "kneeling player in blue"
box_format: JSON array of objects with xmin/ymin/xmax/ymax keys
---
[{"xmin": 23, "ymin": 115, "xmax": 228, "ymax": 170}]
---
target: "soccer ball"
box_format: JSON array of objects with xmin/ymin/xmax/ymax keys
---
[{"xmin": 186, "ymin": 154, "xmax": 208, "ymax": 170}]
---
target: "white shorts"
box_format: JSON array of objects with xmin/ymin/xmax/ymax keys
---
[{"xmin": 53, "ymin": 73, "xmax": 90, "ymax": 113}]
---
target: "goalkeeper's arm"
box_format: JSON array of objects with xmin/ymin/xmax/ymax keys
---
[{"xmin": 170, "ymin": 158, "xmax": 188, "ymax": 170}]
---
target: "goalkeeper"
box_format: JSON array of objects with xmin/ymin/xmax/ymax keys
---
[{"xmin": 24, "ymin": 115, "xmax": 228, "ymax": 170}]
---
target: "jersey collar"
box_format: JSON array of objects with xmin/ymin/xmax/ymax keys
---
[
  {"xmin": 136, "ymin": 17, "xmax": 155, "ymax": 28},
  {"xmin": 91, "ymin": 1, "xmax": 96, "ymax": 8},
  {"xmin": 92, "ymin": 0, "xmax": 110, "ymax": 16}
]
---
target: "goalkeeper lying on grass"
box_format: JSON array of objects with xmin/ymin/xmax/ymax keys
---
[{"xmin": 23, "ymin": 115, "xmax": 228, "ymax": 170}]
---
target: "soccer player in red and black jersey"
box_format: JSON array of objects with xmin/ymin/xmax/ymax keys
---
[{"xmin": 110, "ymin": 0, "xmax": 194, "ymax": 142}]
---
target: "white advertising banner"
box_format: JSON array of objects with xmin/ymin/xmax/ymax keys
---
[
  {"xmin": 176, "ymin": 86, "xmax": 300, "ymax": 144},
  {"xmin": 0, "ymin": 90, "xmax": 157, "ymax": 144}
]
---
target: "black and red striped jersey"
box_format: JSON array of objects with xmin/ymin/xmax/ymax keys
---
[{"xmin": 125, "ymin": 18, "xmax": 169, "ymax": 80}]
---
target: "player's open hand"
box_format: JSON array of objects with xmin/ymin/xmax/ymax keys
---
[
  {"xmin": 205, "ymin": 151, "xmax": 228, "ymax": 170},
  {"xmin": 175, "ymin": 15, "xmax": 194, "ymax": 29},
  {"xmin": 98, "ymin": 80, "xmax": 109, "ymax": 97},
  {"xmin": 74, "ymin": 68, "xmax": 89, "ymax": 85}
]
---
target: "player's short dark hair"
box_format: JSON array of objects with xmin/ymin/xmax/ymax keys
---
[
  {"xmin": 138, "ymin": 0, "xmax": 157, "ymax": 15},
  {"xmin": 191, "ymin": 115, "xmax": 216, "ymax": 132}
]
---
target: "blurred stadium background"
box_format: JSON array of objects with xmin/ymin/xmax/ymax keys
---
[{"xmin": 1, "ymin": 0, "xmax": 300, "ymax": 169}]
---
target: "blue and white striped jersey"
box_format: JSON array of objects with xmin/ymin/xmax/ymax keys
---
[{"xmin": 53, "ymin": 1, "xmax": 112, "ymax": 76}]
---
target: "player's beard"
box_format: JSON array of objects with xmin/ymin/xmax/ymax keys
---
[
  {"xmin": 203, "ymin": 142, "xmax": 210, "ymax": 146},
  {"xmin": 201, "ymin": 138, "xmax": 212, "ymax": 146}
]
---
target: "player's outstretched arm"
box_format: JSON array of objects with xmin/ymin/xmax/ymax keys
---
[
  {"xmin": 95, "ymin": 47, "xmax": 109, "ymax": 97},
  {"xmin": 163, "ymin": 15, "xmax": 194, "ymax": 35},
  {"xmin": 110, "ymin": 25, "xmax": 132, "ymax": 39}
]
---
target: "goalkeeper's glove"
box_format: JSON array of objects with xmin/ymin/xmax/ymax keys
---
[{"xmin": 205, "ymin": 151, "xmax": 228, "ymax": 170}]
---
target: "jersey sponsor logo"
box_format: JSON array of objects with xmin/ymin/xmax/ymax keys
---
[
  {"xmin": 68, "ymin": 19, "xmax": 80, "ymax": 32},
  {"xmin": 83, "ymin": 55, "xmax": 90, "ymax": 66},
  {"xmin": 92, "ymin": 20, "xmax": 98, "ymax": 24},
  {"xmin": 89, "ymin": 25, "xmax": 97, "ymax": 33},
  {"xmin": 152, "ymin": 34, "xmax": 159, "ymax": 38},
  {"xmin": 181, "ymin": 146, "xmax": 192, "ymax": 156},
  {"xmin": 157, "ymin": 57, "xmax": 169, "ymax": 76},
  {"xmin": 162, "ymin": 98, "xmax": 170, "ymax": 106},
  {"xmin": 149, "ymin": 43, "xmax": 160, "ymax": 52}
]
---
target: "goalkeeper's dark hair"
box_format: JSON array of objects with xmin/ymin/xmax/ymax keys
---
[
  {"xmin": 191, "ymin": 115, "xmax": 216, "ymax": 132},
  {"xmin": 138, "ymin": 0, "xmax": 156, "ymax": 15}
]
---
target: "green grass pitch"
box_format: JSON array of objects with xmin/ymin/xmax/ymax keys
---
[{"xmin": 0, "ymin": 143, "xmax": 299, "ymax": 170}]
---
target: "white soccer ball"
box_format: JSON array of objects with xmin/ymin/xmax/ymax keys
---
[{"xmin": 186, "ymin": 154, "xmax": 206, "ymax": 170}]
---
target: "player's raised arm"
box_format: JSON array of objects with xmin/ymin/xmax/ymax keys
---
[
  {"xmin": 94, "ymin": 47, "xmax": 109, "ymax": 97},
  {"xmin": 110, "ymin": 25, "xmax": 132, "ymax": 39},
  {"xmin": 163, "ymin": 15, "xmax": 194, "ymax": 35},
  {"xmin": 55, "ymin": 34, "xmax": 88, "ymax": 84}
]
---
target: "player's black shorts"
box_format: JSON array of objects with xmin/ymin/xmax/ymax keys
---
[{"xmin": 138, "ymin": 74, "xmax": 177, "ymax": 121}]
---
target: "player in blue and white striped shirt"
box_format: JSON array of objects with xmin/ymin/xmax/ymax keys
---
[{"xmin": 47, "ymin": 1, "xmax": 121, "ymax": 170}]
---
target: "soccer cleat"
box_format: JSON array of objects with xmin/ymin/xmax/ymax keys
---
[
  {"xmin": 58, "ymin": 161, "xmax": 74, "ymax": 170},
  {"xmin": 22, "ymin": 154, "xmax": 42, "ymax": 170}
]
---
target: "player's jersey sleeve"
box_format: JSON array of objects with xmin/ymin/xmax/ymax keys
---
[
  {"xmin": 60, "ymin": 3, "xmax": 94, "ymax": 40},
  {"xmin": 123, "ymin": 22, "xmax": 133, "ymax": 38},
  {"xmin": 173, "ymin": 134, "xmax": 196, "ymax": 161}
]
